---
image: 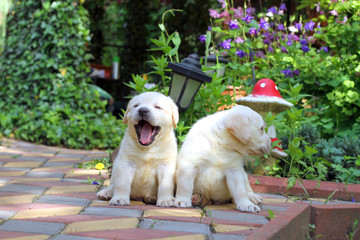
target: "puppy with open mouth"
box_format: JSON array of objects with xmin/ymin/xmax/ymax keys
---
[{"xmin": 97, "ymin": 92, "xmax": 179, "ymax": 207}]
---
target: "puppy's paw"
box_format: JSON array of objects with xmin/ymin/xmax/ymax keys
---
[
  {"xmin": 236, "ymin": 200, "xmax": 261, "ymax": 213},
  {"xmin": 109, "ymin": 196, "xmax": 130, "ymax": 206},
  {"xmin": 156, "ymin": 197, "xmax": 175, "ymax": 207},
  {"xmin": 248, "ymin": 193, "xmax": 263, "ymax": 206},
  {"xmin": 174, "ymin": 197, "xmax": 192, "ymax": 208},
  {"xmin": 97, "ymin": 188, "xmax": 113, "ymax": 201}
]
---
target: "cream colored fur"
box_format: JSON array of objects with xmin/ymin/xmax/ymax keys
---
[
  {"xmin": 97, "ymin": 92, "xmax": 179, "ymax": 207},
  {"xmin": 174, "ymin": 105, "xmax": 271, "ymax": 212}
]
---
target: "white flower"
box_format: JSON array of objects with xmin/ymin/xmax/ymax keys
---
[
  {"xmin": 288, "ymin": 26, "xmax": 298, "ymax": 33},
  {"xmin": 266, "ymin": 12, "xmax": 274, "ymax": 18}
]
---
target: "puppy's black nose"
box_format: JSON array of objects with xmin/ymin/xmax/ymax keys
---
[{"xmin": 138, "ymin": 107, "xmax": 149, "ymax": 117}]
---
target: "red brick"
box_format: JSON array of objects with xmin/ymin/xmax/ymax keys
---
[
  {"xmin": 0, "ymin": 231, "xmax": 41, "ymax": 239},
  {"xmin": 20, "ymin": 215, "xmax": 124, "ymax": 224},
  {"xmin": 148, "ymin": 216, "xmax": 263, "ymax": 228},
  {"xmin": 0, "ymin": 203, "xmax": 78, "ymax": 211},
  {"xmin": 249, "ymin": 175, "xmax": 360, "ymax": 201},
  {"xmin": 311, "ymin": 204, "xmax": 360, "ymax": 240},
  {"xmin": 68, "ymin": 228, "xmax": 194, "ymax": 240},
  {"xmin": 247, "ymin": 202, "xmax": 311, "ymax": 240}
]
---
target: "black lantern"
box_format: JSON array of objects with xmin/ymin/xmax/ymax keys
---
[
  {"xmin": 203, "ymin": 54, "xmax": 229, "ymax": 77},
  {"xmin": 167, "ymin": 53, "xmax": 212, "ymax": 112}
]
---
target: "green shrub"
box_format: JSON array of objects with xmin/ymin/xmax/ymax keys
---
[{"xmin": 0, "ymin": 0, "xmax": 123, "ymax": 149}]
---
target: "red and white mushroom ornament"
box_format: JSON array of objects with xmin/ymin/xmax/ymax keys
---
[
  {"xmin": 236, "ymin": 78, "xmax": 293, "ymax": 115},
  {"xmin": 236, "ymin": 78, "xmax": 293, "ymax": 158}
]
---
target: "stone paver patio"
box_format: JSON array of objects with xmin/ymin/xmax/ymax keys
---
[{"xmin": 0, "ymin": 138, "xmax": 359, "ymax": 240}]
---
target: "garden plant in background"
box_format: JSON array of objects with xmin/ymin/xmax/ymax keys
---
[
  {"xmin": 126, "ymin": 1, "xmax": 359, "ymax": 184},
  {"xmin": 0, "ymin": 0, "xmax": 124, "ymax": 149},
  {"xmin": 194, "ymin": 0, "xmax": 360, "ymax": 184}
]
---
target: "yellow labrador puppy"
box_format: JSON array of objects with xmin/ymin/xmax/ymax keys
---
[
  {"xmin": 97, "ymin": 92, "xmax": 179, "ymax": 207},
  {"xmin": 175, "ymin": 105, "xmax": 271, "ymax": 212}
]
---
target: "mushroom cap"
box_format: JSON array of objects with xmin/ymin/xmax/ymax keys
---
[
  {"xmin": 271, "ymin": 148, "xmax": 288, "ymax": 158},
  {"xmin": 236, "ymin": 78, "xmax": 293, "ymax": 113}
]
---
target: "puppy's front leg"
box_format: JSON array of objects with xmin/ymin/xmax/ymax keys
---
[
  {"xmin": 244, "ymin": 172, "xmax": 263, "ymax": 206},
  {"xmin": 109, "ymin": 160, "xmax": 136, "ymax": 206},
  {"xmin": 156, "ymin": 164, "xmax": 175, "ymax": 207},
  {"xmin": 174, "ymin": 164, "xmax": 196, "ymax": 208},
  {"xmin": 226, "ymin": 167, "xmax": 261, "ymax": 213}
]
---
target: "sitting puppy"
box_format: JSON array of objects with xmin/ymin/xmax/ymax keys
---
[
  {"xmin": 175, "ymin": 105, "xmax": 271, "ymax": 212},
  {"xmin": 97, "ymin": 92, "xmax": 179, "ymax": 207}
]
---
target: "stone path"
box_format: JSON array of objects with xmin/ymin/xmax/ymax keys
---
[{"xmin": 0, "ymin": 138, "xmax": 358, "ymax": 240}]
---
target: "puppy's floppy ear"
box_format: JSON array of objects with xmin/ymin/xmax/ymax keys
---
[
  {"xmin": 224, "ymin": 112, "xmax": 251, "ymax": 145},
  {"xmin": 168, "ymin": 97, "xmax": 179, "ymax": 128},
  {"xmin": 122, "ymin": 97, "xmax": 135, "ymax": 124}
]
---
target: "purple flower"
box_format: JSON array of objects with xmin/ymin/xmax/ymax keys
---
[
  {"xmin": 329, "ymin": 9, "xmax": 338, "ymax": 16},
  {"xmin": 281, "ymin": 46, "xmax": 288, "ymax": 53},
  {"xmin": 287, "ymin": 33, "xmax": 299, "ymax": 42},
  {"xmin": 320, "ymin": 46, "xmax": 329, "ymax": 52},
  {"xmin": 234, "ymin": 37, "xmax": 244, "ymax": 44},
  {"xmin": 300, "ymin": 39, "xmax": 307, "ymax": 45},
  {"xmin": 263, "ymin": 37, "xmax": 272, "ymax": 45},
  {"xmin": 198, "ymin": 34, "xmax": 206, "ymax": 43},
  {"xmin": 278, "ymin": 23, "xmax": 285, "ymax": 31},
  {"xmin": 295, "ymin": 22, "xmax": 302, "ymax": 31},
  {"xmin": 242, "ymin": 15, "xmax": 254, "ymax": 24},
  {"xmin": 281, "ymin": 69, "xmax": 293, "ymax": 78},
  {"xmin": 301, "ymin": 45, "xmax": 310, "ymax": 53},
  {"xmin": 220, "ymin": 39, "xmax": 232, "ymax": 49},
  {"xmin": 234, "ymin": 7, "xmax": 243, "ymax": 19},
  {"xmin": 236, "ymin": 49, "xmax": 247, "ymax": 58},
  {"xmin": 279, "ymin": 3, "xmax": 287, "ymax": 11},
  {"xmin": 208, "ymin": 26, "xmax": 212, "ymax": 31},
  {"xmin": 249, "ymin": 27, "xmax": 258, "ymax": 36},
  {"xmin": 209, "ymin": 9, "xmax": 221, "ymax": 18},
  {"xmin": 259, "ymin": 18, "xmax": 270, "ymax": 31},
  {"xmin": 315, "ymin": 2, "xmax": 321, "ymax": 12},
  {"xmin": 256, "ymin": 50, "xmax": 265, "ymax": 58},
  {"xmin": 352, "ymin": 196, "xmax": 356, "ymax": 203},
  {"xmin": 293, "ymin": 69, "xmax": 300, "ymax": 76},
  {"xmin": 342, "ymin": 16, "xmax": 348, "ymax": 24},
  {"xmin": 267, "ymin": 6, "xmax": 277, "ymax": 14},
  {"xmin": 304, "ymin": 20, "xmax": 315, "ymax": 31},
  {"xmin": 286, "ymin": 39, "xmax": 293, "ymax": 46},
  {"xmin": 229, "ymin": 20, "xmax": 239, "ymax": 30},
  {"xmin": 246, "ymin": 7, "xmax": 255, "ymax": 16},
  {"xmin": 219, "ymin": 0, "xmax": 226, "ymax": 8},
  {"xmin": 268, "ymin": 46, "xmax": 274, "ymax": 53},
  {"xmin": 91, "ymin": 180, "xmax": 100, "ymax": 185}
]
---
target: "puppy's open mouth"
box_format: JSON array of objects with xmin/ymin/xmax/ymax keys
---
[{"xmin": 135, "ymin": 120, "xmax": 161, "ymax": 146}]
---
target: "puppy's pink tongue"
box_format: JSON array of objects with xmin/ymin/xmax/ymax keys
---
[{"xmin": 140, "ymin": 122, "xmax": 153, "ymax": 144}]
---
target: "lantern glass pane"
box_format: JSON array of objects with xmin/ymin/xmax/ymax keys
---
[
  {"xmin": 169, "ymin": 73, "xmax": 186, "ymax": 103},
  {"xmin": 180, "ymin": 78, "xmax": 201, "ymax": 109}
]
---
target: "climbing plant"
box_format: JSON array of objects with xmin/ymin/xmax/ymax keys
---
[{"xmin": 0, "ymin": 0, "xmax": 123, "ymax": 149}]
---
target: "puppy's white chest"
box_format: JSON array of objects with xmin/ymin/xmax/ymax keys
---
[{"xmin": 131, "ymin": 163, "xmax": 158, "ymax": 198}]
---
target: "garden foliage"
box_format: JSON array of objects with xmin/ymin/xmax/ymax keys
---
[
  {"xmin": 0, "ymin": 0, "xmax": 124, "ymax": 149},
  {"xmin": 126, "ymin": 1, "xmax": 360, "ymax": 183}
]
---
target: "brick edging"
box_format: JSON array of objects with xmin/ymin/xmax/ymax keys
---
[
  {"xmin": 247, "ymin": 202, "xmax": 311, "ymax": 240},
  {"xmin": 248, "ymin": 175, "xmax": 360, "ymax": 202}
]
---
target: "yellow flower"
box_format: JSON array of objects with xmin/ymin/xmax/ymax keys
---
[
  {"xmin": 95, "ymin": 163, "xmax": 105, "ymax": 170},
  {"xmin": 59, "ymin": 68, "xmax": 66, "ymax": 76},
  {"xmin": 80, "ymin": 0, "xmax": 85, "ymax": 4}
]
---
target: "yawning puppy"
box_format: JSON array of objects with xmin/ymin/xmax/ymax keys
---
[
  {"xmin": 174, "ymin": 105, "xmax": 271, "ymax": 212},
  {"xmin": 97, "ymin": 92, "xmax": 179, "ymax": 207}
]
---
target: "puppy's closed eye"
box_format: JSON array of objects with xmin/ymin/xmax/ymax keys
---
[{"xmin": 155, "ymin": 106, "xmax": 162, "ymax": 110}]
